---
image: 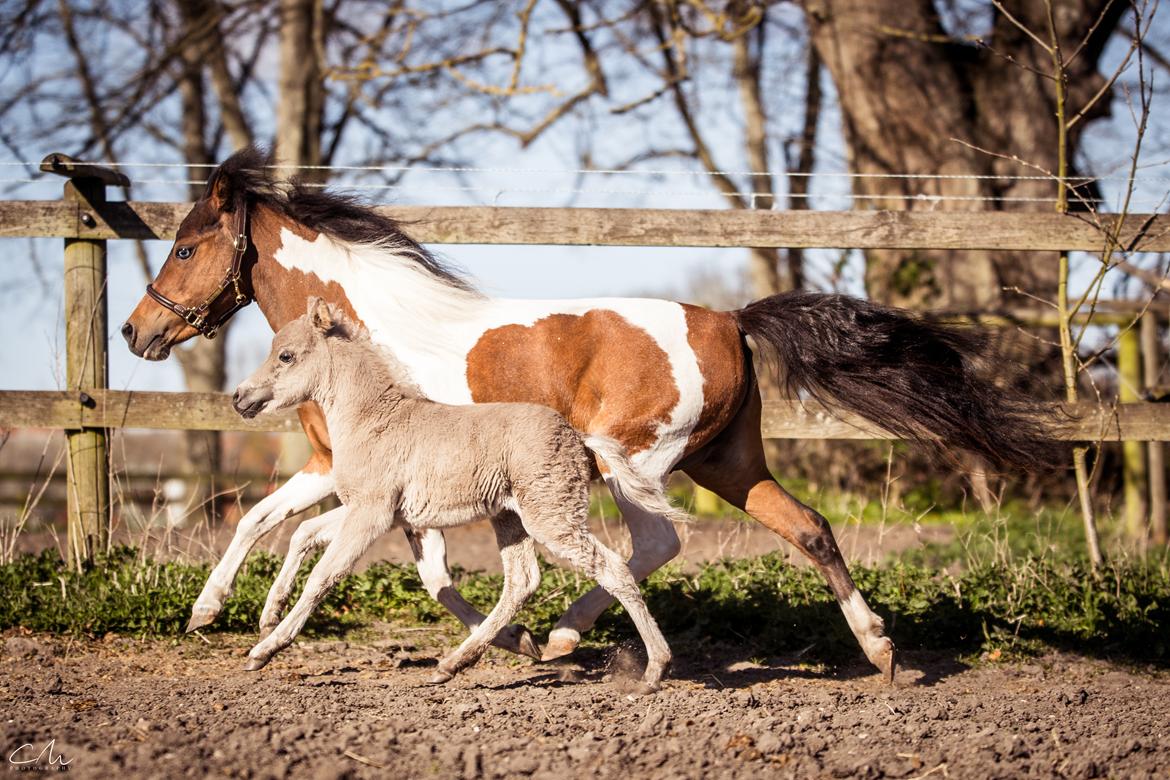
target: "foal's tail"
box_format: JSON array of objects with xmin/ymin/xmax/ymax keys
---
[
  {"xmin": 582, "ymin": 435, "xmax": 693, "ymax": 524},
  {"xmin": 732, "ymin": 292, "xmax": 1056, "ymax": 471}
]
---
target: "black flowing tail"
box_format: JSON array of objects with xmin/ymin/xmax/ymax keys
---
[{"xmin": 733, "ymin": 291, "xmax": 1056, "ymax": 471}]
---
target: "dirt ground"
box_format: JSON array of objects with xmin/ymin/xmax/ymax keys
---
[{"xmin": 2, "ymin": 629, "xmax": 1167, "ymax": 779}]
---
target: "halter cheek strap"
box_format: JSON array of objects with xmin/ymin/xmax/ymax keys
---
[{"xmin": 145, "ymin": 195, "xmax": 253, "ymax": 340}]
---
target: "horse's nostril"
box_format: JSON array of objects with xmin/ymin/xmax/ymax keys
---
[
  {"xmin": 120, "ymin": 322, "xmax": 135, "ymax": 343},
  {"xmin": 231, "ymin": 390, "xmax": 242, "ymax": 406}
]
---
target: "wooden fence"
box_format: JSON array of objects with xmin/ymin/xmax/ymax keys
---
[{"xmin": 2, "ymin": 154, "xmax": 1169, "ymax": 565}]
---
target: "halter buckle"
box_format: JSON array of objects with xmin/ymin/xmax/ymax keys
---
[{"xmin": 183, "ymin": 309, "xmax": 206, "ymax": 329}]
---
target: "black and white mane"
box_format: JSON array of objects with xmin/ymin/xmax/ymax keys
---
[{"xmin": 206, "ymin": 147, "xmax": 475, "ymax": 292}]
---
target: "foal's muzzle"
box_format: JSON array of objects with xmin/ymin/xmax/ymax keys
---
[{"xmin": 232, "ymin": 386, "xmax": 271, "ymax": 419}]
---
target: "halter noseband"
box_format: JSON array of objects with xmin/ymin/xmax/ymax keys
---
[{"xmin": 145, "ymin": 195, "xmax": 253, "ymax": 340}]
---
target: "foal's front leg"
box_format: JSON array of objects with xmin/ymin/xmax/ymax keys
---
[
  {"xmin": 404, "ymin": 527, "xmax": 542, "ymax": 660},
  {"xmin": 188, "ymin": 466, "xmax": 335, "ymax": 633},
  {"xmin": 245, "ymin": 504, "xmax": 393, "ymax": 670}
]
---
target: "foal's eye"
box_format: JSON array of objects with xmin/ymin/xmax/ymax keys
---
[
  {"xmin": 175, "ymin": 246, "xmax": 195, "ymax": 260},
  {"xmin": 278, "ymin": 350, "xmax": 294, "ymax": 365}
]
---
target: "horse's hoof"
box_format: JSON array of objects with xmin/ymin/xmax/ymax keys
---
[
  {"xmin": 540, "ymin": 628, "xmax": 580, "ymax": 662},
  {"xmin": 243, "ymin": 655, "xmax": 271, "ymax": 672},
  {"xmin": 428, "ymin": 668, "xmax": 454, "ymax": 685},
  {"xmin": 494, "ymin": 625, "xmax": 542, "ymax": 660},
  {"xmin": 185, "ymin": 608, "xmax": 219, "ymax": 634}
]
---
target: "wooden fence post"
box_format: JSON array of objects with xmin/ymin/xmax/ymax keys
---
[
  {"xmin": 1142, "ymin": 311, "xmax": 1167, "ymax": 545},
  {"xmin": 41, "ymin": 154, "xmax": 127, "ymax": 569},
  {"xmin": 1118, "ymin": 322, "xmax": 1147, "ymax": 543}
]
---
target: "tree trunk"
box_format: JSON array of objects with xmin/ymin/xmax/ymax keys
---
[
  {"xmin": 275, "ymin": 0, "xmax": 326, "ymax": 183},
  {"xmin": 802, "ymin": 0, "xmax": 1121, "ymax": 309}
]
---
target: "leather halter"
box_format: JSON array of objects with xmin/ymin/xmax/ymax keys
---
[{"xmin": 145, "ymin": 195, "xmax": 253, "ymax": 340}]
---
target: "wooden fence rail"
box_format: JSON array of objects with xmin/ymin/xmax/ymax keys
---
[
  {"xmin": 3, "ymin": 153, "xmax": 1170, "ymax": 564},
  {"xmin": 1, "ymin": 390, "xmax": 1167, "ymax": 441},
  {"xmin": 3, "ymin": 199, "xmax": 1170, "ymax": 251}
]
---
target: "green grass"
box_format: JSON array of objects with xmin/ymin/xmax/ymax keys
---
[{"xmin": 1, "ymin": 545, "xmax": 1166, "ymax": 665}]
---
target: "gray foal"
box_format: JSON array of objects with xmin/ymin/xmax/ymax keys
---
[{"xmin": 232, "ymin": 297, "xmax": 686, "ymax": 691}]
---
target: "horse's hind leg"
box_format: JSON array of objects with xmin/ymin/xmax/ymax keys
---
[
  {"xmin": 430, "ymin": 510, "xmax": 541, "ymax": 683},
  {"xmin": 404, "ymin": 527, "xmax": 541, "ymax": 660},
  {"xmin": 682, "ymin": 388, "xmax": 896, "ymax": 683}
]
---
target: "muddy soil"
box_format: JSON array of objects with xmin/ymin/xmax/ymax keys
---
[{"xmin": 2, "ymin": 630, "xmax": 1166, "ymax": 779}]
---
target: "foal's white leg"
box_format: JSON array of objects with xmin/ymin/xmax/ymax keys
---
[
  {"xmin": 430, "ymin": 514, "xmax": 542, "ymax": 683},
  {"xmin": 258, "ymin": 506, "xmax": 345, "ymax": 639},
  {"xmin": 405, "ymin": 526, "xmax": 541, "ymax": 660},
  {"xmin": 245, "ymin": 505, "xmax": 392, "ymax": 670},
  {"xmin": 188, "ymin": 469, "xmax": 335, "ymax": 632},
  {"xmin": 544, "ymin": 476, "xmax": 680, "ymax": 661}
]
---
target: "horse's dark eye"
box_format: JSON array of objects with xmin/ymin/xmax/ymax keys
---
[
  {"xmin": 278, "ymin": 350, "xmax": 294, "ymax": 365},
  {"xmin": 175, "ymin": 246, "xmax": 194, "ymax": 260}
]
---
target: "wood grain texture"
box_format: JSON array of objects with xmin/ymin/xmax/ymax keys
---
[
  {"xmin": 2, "ymin": 200, "xmax": 1168, "ymax": 251},
  {"xmin": 1, "ymin": 391, "xmax": 1166, "ymax": 441},
  {"xmin": 0, "ymin": 391, "xmax": 300, "ymax": 433}
]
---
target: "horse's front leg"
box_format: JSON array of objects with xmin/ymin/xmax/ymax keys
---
[
  {"xmin": 403, "ymin": 526, "xmax": 542, "ymax": 660},
  {"xmin": 187, "ymin": 463, "xmax": 335, "ymax": 632}
]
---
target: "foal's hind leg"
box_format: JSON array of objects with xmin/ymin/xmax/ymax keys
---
[
  {"xmin": 543, "ymin": 482, "xmax": 680, "ymax": 661},
  {"xmin": 404, "ymin": 527, "xmax": 541, "ymax": 660},
  {"xmin": 430, "ymin": 511, "xmax": 542, "ymax": 683},
  {"xmin": 524, "ymin": 505, "xmax": 672, "ymax": 692},
  {"xmin": 682, "ymin": 389, "xmax": 896, "ymax": 683}
]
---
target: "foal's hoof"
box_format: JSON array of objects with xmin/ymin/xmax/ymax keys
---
[
  {"xmin": 869, "ymin": 638, "xmax": 897, "ymax": 685},
  {"xmin": 494, "ymin": 624, "xmax": 542, "ymax": 660},
  {"xmin": 540, "ymin": 627, "xmax": 580, "ymax": 662},
  {"xmin": 630, "ymin": 680, "xmax": 661, "ymax": 697},
  {"xmin": 243, "ymin": 655, "xmax": 271, "ymax": 672},
  {"xmin": 185, "ymin": 608, "xmax": 219, "ymax": 634},
  {"xmin": 427, "ymin": 668, "xmax": 455, "ymax": 685}
]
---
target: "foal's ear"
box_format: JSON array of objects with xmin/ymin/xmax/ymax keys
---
[{"xmin": 308, "ymin": 296, "xmax": 336, "ymax": 333}]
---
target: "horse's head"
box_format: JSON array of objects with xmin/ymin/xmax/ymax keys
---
[
  {"xmin": 233, "ymin": 296, "xmax": 354, "ymax": 418},
  {"xmin": 121, "ymin": 150, "xmax": 263, "ymax": 360}
]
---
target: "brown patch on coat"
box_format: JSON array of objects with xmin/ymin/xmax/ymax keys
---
[
  {"xmin": 465, "ymin": 311, "xmax": 678, "ymax": 454},
  {"xmin": 681, "ymin": 305, "xmax": 749, "ymax": 454}
]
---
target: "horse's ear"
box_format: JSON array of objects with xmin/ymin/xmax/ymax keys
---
[
  {"xmin": 308, "ymin": 297, "xmax": 335, "ymax": 333},
  {"xmin": 206, "ymin": 171, "xmax": 233, "ymax": 213}
]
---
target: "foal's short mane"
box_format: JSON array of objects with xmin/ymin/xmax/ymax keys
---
[{"xmin": 208, "ymin": 147, "xmax": 475, "ymax": 293}]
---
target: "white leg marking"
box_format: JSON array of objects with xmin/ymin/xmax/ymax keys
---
[{"xmin": 190, "ymin": 470, "xmax": 334, "ymax": 625}]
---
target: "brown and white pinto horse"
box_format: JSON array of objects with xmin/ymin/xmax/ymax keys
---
[{"xmin": 122, "ymin": 149, "xmax": 1049, "ymax": 681}]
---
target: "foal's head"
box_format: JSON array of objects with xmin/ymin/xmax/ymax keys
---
[{"xmin": 232, "ymin": 297, "xmax": 356, "ymax": 418}]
